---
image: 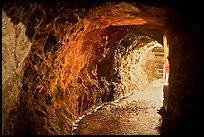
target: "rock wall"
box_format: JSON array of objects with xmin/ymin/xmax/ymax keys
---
[
  {"xmin": 118, "ymin": 37, "xmax": 162, "ymax": 95},
  {"xmin": 160, "ymin": 13, "xmax": 203, "ymax": 135},
  {"xmin": 2, "ymin": 10, "xmax": 32, "ymax": 134},
  {"xmin": 2, "ymin": 2, "xmax": 166, "ymax": 135}
]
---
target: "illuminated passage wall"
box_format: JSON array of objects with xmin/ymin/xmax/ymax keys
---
[{"xmin": 2, "ymin": 2, "xmax": 203, "ymax": 135}]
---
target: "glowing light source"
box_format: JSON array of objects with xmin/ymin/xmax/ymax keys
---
[{"xmin": 163, "ymin": 32, "xmax": 169, "ymax": 85}]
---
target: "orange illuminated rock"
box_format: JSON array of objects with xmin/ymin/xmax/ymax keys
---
[{"xmin": 2, "ymin": 2, "xmax": 171, "ymax": 135}]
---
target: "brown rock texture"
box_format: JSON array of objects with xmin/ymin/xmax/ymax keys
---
[
  {"xmin": 2, "ymin": 2, "xmax": 168, "ymax": 134},
  {"xmin": 2, "ymin": 10, "xmax": 32, "ymax": 135},
  {"xmin": 2, "ymin": 1, "xmax": 202, "ymax": 136}
]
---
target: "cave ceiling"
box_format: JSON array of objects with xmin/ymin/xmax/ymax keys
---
[{"xmin": 2, "ymin": 2, "xmax": 178, "ymax": 44}]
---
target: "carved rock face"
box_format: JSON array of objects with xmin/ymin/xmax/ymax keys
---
[{"xmin": 2, "ymin": 2, "xmax": 170, "ymax": 135}]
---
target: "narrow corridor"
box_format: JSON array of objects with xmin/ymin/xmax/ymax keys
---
[{"xmin": 74, "ymin": 78, "xmax": 163, "ymax": 135}]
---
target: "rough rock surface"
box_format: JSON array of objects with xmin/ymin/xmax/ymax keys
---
[
  {"xmin": 3, "ymin": 2, "xmax": 202, "ymax": 135},
  {"xmin": 2, "ymin": 10, "xmax": 32, "ymax": 135},
  {"xmin": 2, "ymin": 2, "xmax": 169, "ymax": 135}
]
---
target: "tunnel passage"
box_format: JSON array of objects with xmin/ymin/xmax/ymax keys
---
[{"xmin": 2, "ymin": 1, "xmax": 203, "ymax": 135}]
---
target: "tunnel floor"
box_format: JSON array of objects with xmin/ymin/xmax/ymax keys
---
[{"xmin": 74, "ymin": 78, "xmax": 164, "ymax": 135}]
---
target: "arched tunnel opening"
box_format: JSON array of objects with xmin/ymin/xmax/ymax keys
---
[{"xmin": 2, "ymin": 1, "xmax": 202, "ymax": 135}]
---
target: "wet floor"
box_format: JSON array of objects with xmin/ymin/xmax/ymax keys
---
[{"xmin": 74, "ymin": 78, "xmax": 164, "ymax": 135}]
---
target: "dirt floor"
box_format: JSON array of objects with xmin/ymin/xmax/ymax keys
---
[{"xmin": 73, "ymin": 78, "xmax": 164, "ymax": 135}]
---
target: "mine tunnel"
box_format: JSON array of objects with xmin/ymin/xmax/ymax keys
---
[{"xmin": 2, "ymin": 1, "xmax": 203, "ymax": 135}]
